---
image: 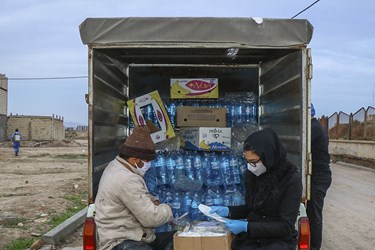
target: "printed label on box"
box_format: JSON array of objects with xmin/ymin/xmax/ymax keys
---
[
  {"xmin": 181, "ymin": 127, "xmax": 231, "ymax": 151},
  {"xmin": 170, "ymin": 78, "xmax": 219, "ymax": 99}
]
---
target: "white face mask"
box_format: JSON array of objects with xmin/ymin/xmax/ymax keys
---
[
  {"xmin": 140, "ymin": 161, "xmax": 152, "ymax": 174},
  {"xmin": 135, "ymin": 161, "xmax": 152, "ymax": 176},
  {"xmin": 247, "ymin": 162, "xmax": 267, "ymax": 176}
]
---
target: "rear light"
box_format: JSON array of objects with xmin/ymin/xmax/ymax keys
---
[
  {"xmin": 298, "ymin": 217, "xmax": 310, "ymax": 250},
  {"xmin": 83, "ymin": 217, "xmax": 96, "ymax": 250}
]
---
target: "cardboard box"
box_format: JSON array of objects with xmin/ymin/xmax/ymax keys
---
[
  {"xmin": 181, "ymin": 127, "xmax": 231, "ymax": 151},
  {"xmin": 174, "ymin": 233, "xmax": 232, "ymax": 250},
  {"xmin": 127, "ymin": 90, "xmax": 175, "ymax": 143},
  {"xmin": 177, "ymin": 106, "xmax": 227, "ymax": 127},
  {"xmin": 171, "ymin": 78, "xmax": 219, "ymax": 99}
]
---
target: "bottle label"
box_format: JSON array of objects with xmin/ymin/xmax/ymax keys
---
[{"xmin": 172, "ymin": 202, "xmax": 181, "ymax": 209}]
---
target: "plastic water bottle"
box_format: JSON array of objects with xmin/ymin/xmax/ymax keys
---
[
  {"xmin": 228, "ymin": 104, "xmax": 236, "ymax": 127},
  {"xmin": 230, "ymin": 155, "xmax": 241, "ymax": 184},
  {"xmin": 155, "ymin": 151, "xmax": 168, "ymax": 186},
  {"xmin": 223, "ymin": 185, "xmax": 234, "ymax": 206},
  {"xmin": 175, "ymin": 151, "xmax": 185, "ymax": 180},
  {"xmin": 243, "ymin": 103, "xmax": 252, "ymax": 122},
  {"xmin": 171, "ymin": 190, "xmax": 182, "ymax": 218},
  {"xmin": 193, "ymin": 151, "xmax": 204, "ymax": 183},
  {"xmin": 184, "ymin": 152, "xmax": 195, "ymax": 180},
  {"xmin": 166, "ymin": 151, "xmax": 176, "ymax": 186},
  {"xmin": 143, "ymin": 164, "xmax": 158, "ymax": 195},
  {"xmin": 156, "ymin": 189, "xmax": 172, "ymax": 232},
  {"xmin": 209, "ymin": 153, "xmax": 222, "ymax": 186},
  {"xmin": 166, "ymin": 101, "xmax": 176, "ymax": 128},
  {"xmin": 235, "ymin": 103, "xmax": 243, "ymax": 124},
  {"xmin": 157, "ymin": 185, "xmax": 169, "ymax": 203},
  {"xmin": 180, "ymin": 191, "xmax": 192, "ymax": 214},
  {"xmin": 202, "ymin": 153, "xmax": 213, "ymax": 186},
  {"xmin": 129, "ymin": 119, "xmax": 134, "ymax": 129},
  {"xmin": 251, "ymin": 103, "xmax": 258, "ymax": 123},
  {"xmin": 190, "ymin": 191, "xmax": 202, "ymax": 221},
  {"xmin": 221, "ymin": 153, "xmax": 233, "ymax": 185},
  {"xmin": 142, "ymin": 105, "xmax": 153, "ymax": 122},
  {"xmin": 204, "ymin": 187, "xmax": 215, "ymax": 206},
  {"xmin": 238, "ymin": 157, "xmax": 248, "ymax": 177},
  {"xmin": 212, "ymin": 186, "xmax": 224, "ymax": 206},
  {"xmin": 232, "ymin": 185, "xmax": 245, "ymax": 205}
]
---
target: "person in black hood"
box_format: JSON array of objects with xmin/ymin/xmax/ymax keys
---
[{"xmin": 210, "ymin": 128, "xmax": 302, "ymax": 249}]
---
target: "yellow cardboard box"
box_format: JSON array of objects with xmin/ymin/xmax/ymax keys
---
[
  {"xmin": 170, "ymin": 78, "xmax": 219, "ymax": 99},
  {"xmin": 174, "ymin": 233, "xmax": 232, "ymax": 250}
]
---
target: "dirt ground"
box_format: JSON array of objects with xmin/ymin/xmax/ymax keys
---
[
  {"xmin": 1, "ymin": 139, "xmax": 374, "ymax": 250},
  {"xmin": 0, "ymin": 139, "xmax": 88, "ymax": 249}
]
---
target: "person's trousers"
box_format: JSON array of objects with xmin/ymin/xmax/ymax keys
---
[
  {"xmin": 306, "ymin": 172, "xmax": 332, "ymax": 250},
  {"xmin": 113, "ymin": 231, "xmax": 176, "ymax": 250},
  {"xmin": 13, "ymin": 142, "xmax": 20, "ymax": 156}
]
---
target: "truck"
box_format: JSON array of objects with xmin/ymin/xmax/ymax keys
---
[{"xmin": 79, "ymin": 17, "xmax": 313, "ymax": 249}]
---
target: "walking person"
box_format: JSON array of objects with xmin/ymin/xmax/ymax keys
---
[
  {"xmin": 11, "ymin": 129, "xmax": 22, "ymax": 156},
  {"xmin": 210, "ymin": 128, "xmax": 302, "ymax": 249},
  {"xmin": 95, "ymin": 126, "xmax": 174, "ymax": 250},
  {"xmin": 307, "ymin": 104, "xmax": 332, "ymax": 250}
]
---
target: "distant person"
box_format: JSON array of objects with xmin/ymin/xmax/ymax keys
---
[
  {"xmin": 210, "ymin": 128, "xmax": 302, "ymax": 249},
  {"xmin": 307, "ymin": 104, "xmax": 332, "ymax": 250},
  {"xmin": 95, "ymin": 126, "xmax": 174, "ymax": 250},
  {"xmin": 11, "ymin": 129, "xmax": 22, "ymax": 156}
]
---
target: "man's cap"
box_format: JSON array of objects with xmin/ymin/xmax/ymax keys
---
[{"xmin": 118, "ymin": 126, "xmax": 156, "ymax": 161}]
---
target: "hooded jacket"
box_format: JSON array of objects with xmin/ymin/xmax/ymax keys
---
[
  {"xmin": 95, "ymin": 156, "xmax": 173, "ymax": 250},
  {"xmin": 229, "ymin": 128, "xmax": 302, "ymax": 248}
]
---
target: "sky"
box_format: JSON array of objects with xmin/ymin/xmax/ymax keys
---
[{"xmin": 0, "ymin": 0, "xmax": 375, "ymax": 125}]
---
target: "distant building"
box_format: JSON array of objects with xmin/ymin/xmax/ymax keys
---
[
  {"xmin": 76, "ymin": 125, "xmax": 88, "ymax": 131},
  {"xmin": 7, "ymin": 114, "xmax": 65, "ymax": 141},
  {"xmin": 0, "ymin": 74, "xmax": 8, "ymax": 142}
]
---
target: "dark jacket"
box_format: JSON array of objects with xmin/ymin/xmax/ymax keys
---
[
  {"xmin": 311, "ymin": 118, "xmax": 331, "ymax": 174},
  {"xmin": 229, "ymin": 128, "xmax": 302, "ymax": 249}
]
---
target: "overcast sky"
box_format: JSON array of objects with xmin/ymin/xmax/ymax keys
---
[{"xmin": 1, "ymin": 0, "xmax": 374, "ymax": 125}]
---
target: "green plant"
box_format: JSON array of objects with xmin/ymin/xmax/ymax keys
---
[
  {"xmin": 48, "ymin": 193, "xmax": 86, "ymax": 227},
  {"xmin": 4, "ymin": 238, "xmax": 34, "ymax": 250}
]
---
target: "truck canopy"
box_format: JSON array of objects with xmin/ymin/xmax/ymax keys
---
[
  {"xmin": 79, "ymin": 17, "xmax": 313, "ymax": 47},
  {"xmin": 79, "ymin": 17, "xmax": 313, "ymax": 202}
]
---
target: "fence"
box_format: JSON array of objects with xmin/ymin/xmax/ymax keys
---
[{"xmin": 319, "ymin": 106, "xmax": 375, "ymax": 141}]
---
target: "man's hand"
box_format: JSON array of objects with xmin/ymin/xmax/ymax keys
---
[{"xmin": 153, "ymin": 200, "xmax": 160, "ymax": 206}]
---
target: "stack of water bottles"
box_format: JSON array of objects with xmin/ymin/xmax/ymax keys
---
[
  {"xmin": 143, "ymin": 150, "xmax": 249, "ymax": 232},
  {"xmin": 162, "ymin": 92, "xmax": 257, "ymax": 129}
]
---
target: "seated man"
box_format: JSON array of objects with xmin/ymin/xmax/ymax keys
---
[{"xmin": 95, "ymin": 126, "xmax": 174, "ymax": 250}]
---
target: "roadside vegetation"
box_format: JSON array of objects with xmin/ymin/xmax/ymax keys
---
[{"xmin": 3, "ymin": 192, "xmax": 87, "ymax": 250}]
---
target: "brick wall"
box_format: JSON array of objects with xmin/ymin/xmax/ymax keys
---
[
  {"xmin": 0, "ymin": 115, "xmax": 6, "ymax": 141},
  {"xmin": 7, "ymin": 115, "xmax": 65, "ymax": 141}
]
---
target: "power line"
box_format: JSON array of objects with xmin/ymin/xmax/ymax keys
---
[
  {"xmin": 7, "ymin": 76, "xmax": 88, "ymax": 80},
  {"xmin": 291, "ymin": 0, "xmax": 320, "ymax": 19}
]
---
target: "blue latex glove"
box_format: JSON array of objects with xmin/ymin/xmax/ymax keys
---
[
  {"xmin": 210, "ymin": 206, "xmax": 229, "ymax": 217},
  {"xmin": 225, "ymin": 219, "xmax": 248, "ymax": 234}
]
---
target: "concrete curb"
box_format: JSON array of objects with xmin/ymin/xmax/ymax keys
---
[
  {"xmin": 334, "ymin": 161, "xmax": 375, "ymax": 172},
  {"xmin": 42, "ymin": 207, "xmax": 88, "ymax": 245}
]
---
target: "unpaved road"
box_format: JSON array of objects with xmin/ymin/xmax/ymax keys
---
[
  {"xmin": 322, "ymin": 162, "xmax": 375, "ymax": 249},
  {"xmin": 0, "ymin": 140, "xmax": 88, "ymax": 250}
]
